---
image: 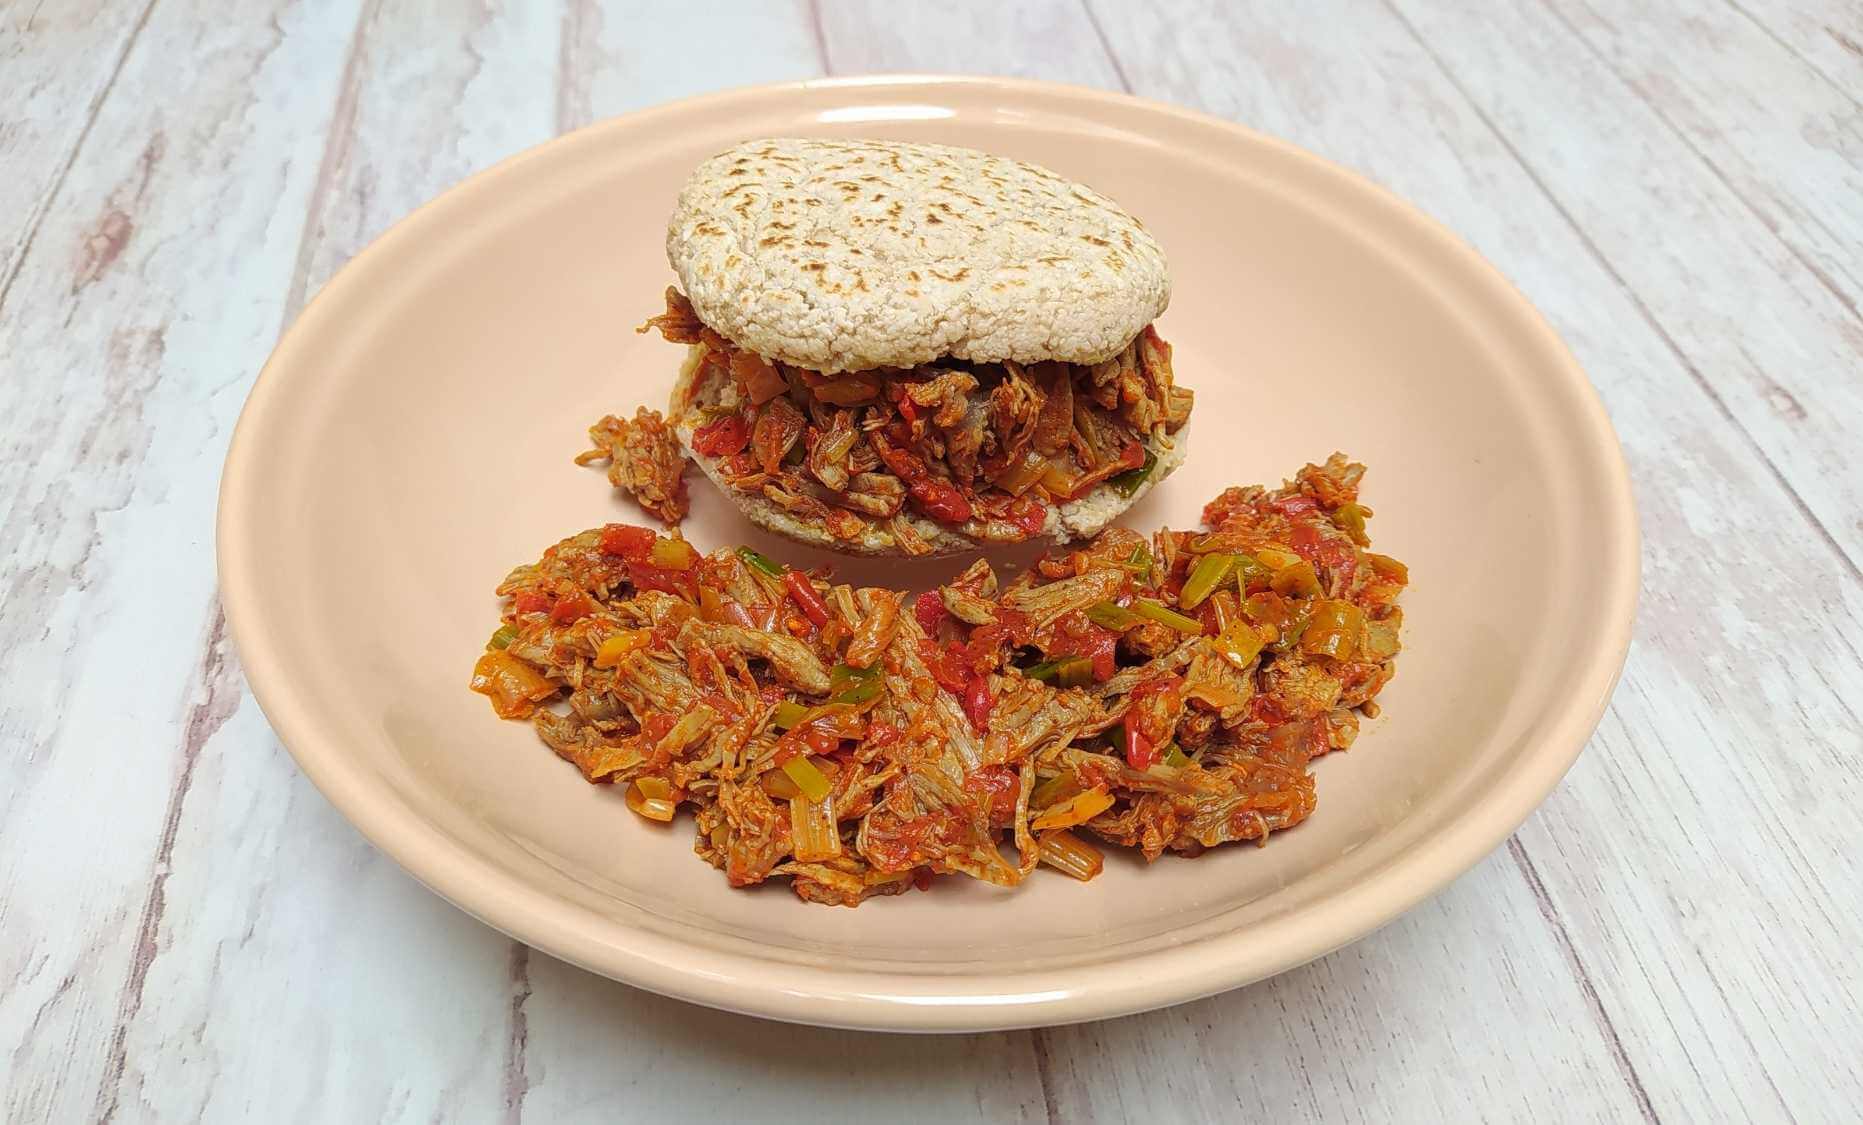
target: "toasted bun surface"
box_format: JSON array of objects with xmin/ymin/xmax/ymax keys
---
[
  {"xmin": 667, "ymin": 139, "xmax": 1170, "ymax": 375},
  {"xmin": 668, "ymin": 347, "xmax": 1187, "ymax": 558}
]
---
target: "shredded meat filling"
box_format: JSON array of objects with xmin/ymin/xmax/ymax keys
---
[
  {"xmin": 472, "ymin": 455, "xmax": 1406, "ymax": 906},
  {"xmin": 577, "ymin": 408, "xmax": 689, "ymax": 523},
  {"xmin": 645, "ymin": 287, "xmax": 1190, "ymax": 546}
]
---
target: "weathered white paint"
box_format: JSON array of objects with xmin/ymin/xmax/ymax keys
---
[{"xmin": 1, "ymin": 1, "xmax": 1856, "ymax": 1121}]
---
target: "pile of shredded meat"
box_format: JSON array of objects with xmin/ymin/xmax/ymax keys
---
[
  {"xmin": 576, "ymin": 407, "xmax": 690, "ymax": 523},
  {"xmin": 643, "ymin": 288, "xmax": 1193, "ymax": 552},
  {"xmin": 470, "ymin": 454, "xmax": 1405, "ymax": 906}
]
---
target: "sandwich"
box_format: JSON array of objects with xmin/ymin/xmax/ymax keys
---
[{"xmin": 643, "ymin": 138, "xmax": 1193, "ymax": 557}]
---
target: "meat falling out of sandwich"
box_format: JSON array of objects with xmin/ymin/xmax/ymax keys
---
[{"xmin": 646, "ymin": 138, "xmax": 1194, "ymax": 557}]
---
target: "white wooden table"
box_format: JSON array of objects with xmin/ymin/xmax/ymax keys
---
[{"xmin": 4, "ymin": 2, "xmax": 1859, "ymax": 1120}]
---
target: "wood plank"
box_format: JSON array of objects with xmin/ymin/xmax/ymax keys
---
[
  {"xmin": 520, "ymin": 950, "xmax": 1049, "ymax": 1123},
  {"xmin": 1721, "ymin": 0, "xmax": 1863, "ymax": 103},
  {"xmin": 1040, "ymin": 850, "xmax": 1645, "ymax": 1122},
  {"xmin": 1549, "ymin": 0, "xmax": 1863, "ymax": 329},
  {"xmin": 0, "ymin": 1, "xmax": 572, "ymax": 1119},
  {"xmin": 557, "ymin": 0, "xmax": 820, "ymax": 130},
  {"xmin": 812, "ymin": 0, "xmax": 1122, "ymax": 86},
  {"xmin": 0, "ymin": 0, "xmax": 155, "ymax": 305},
  {"xmin": 0, "ymin": 2, "xmax": 378, "ymax": 1119},
  {"xmin": 1087, "ymin": 0, "xmax": 1863, "ymax": 1117},
  {"xmin": 96, "ymin": 2, "xmax": 592, "ymax": 1121}
]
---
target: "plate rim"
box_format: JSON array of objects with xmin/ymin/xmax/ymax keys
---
[{"xmin": 217, "ymin": 73, "xmax": 1640, "ymax": 1032}]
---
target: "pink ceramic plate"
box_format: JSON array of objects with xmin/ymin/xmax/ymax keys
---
[{"xmin": 218, "ymin": 76, "xmax": 1637, "ymax": 1031}]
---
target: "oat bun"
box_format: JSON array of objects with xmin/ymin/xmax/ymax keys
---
[
  {"xmin": 668, "ymin": 347, "xmax": 1187, "ymax": 558},
  {"xmin": 667, "ymin": 138, "xmax": 1171, "ymax": 375}
]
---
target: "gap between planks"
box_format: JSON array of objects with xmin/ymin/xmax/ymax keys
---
[
  {"xmin": 1720, "ymin": 0, "xmax": 1863, "ymax": 113},
  {"xmin": 0, "ymin": 0, "xmax": 160, "ymax": 319}
]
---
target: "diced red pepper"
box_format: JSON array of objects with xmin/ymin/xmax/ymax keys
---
[
  {"xmin": 717, "ymin": 598, "xmax": 757, "ymax": 630},
  {"xmin": 961, "ymin": 675, "xmax": 993, "ymax": 732},
  {"xmin": 912, "ymin": 477, "xmax": 973, "ymax": 525},
  {"xmin": 1120, "ymin": 673, "xmax": 1184, "ymax": 771},
  {"xmin": 802, "ymin": 726, "xmax": 841, "ymax": 757},
  {"xmin": 866, "ymin": 720, "xmax": 903, "ymax": 750},
  {"xmin": 1002, "ymin": 494, "xmax": 1050, "ymax": 538},
  {"xmin": 1288, "ymin": 521, "xmax": 1358, "ymax": 590},
  {"xmin": 599, "ymin": 524, "xmax": 657, "ymax": 559},
  {"xmin": 549, "ymin": 592, "xmax": 595, "ymax": 625},
  {"xmin": 918, "ymin": 639, "xmax": 970, "ymax": 694},
  {"xmin": 690, "ymin": 413, "xmax": 750, "ymax": 457},
  {"xmin": 1050, "ymin": 622, "xmax": 1120, "ymax": 681},
  {"xmin": 627, "ymin": 561, "xmax": 695, "ymax": 599},
  {"xmin": 913, "ymin": 590, "xmax": 950, "ymax": 636},
  {"xmin": 1123, "ymin": 722, "xmax": 1158, "ymax": 770},
  {"xmin": 781, "ymin": 570, "xmax": 830, "ymax": 627},
  {"xmin": 963, "ymin": 764, "xmax": 1021, "ymax": 828},
  {"xmin": 512, "ymin": 590, "xmax": 551, "ymax": 615},
  {"xmin": 872, "ymin": 434, "xmax": 974, "ymax": 525}
]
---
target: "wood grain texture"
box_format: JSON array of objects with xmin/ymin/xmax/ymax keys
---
[
  {"xmin": 0, "ymin": 2, "xmax": 372, "ymax": 1119},
  {"xmin": 1086, "ymin": 0, "xmax": 1863, "ymax": 1118},
  {"xmin": 0, "ymin": 0, "xmax": 156, "ymax": 310},
  {"xmin": 1, "ymin": 0, "xmax": 1859, "ymax": 1120},
  {"xmin": 1724, "ymin": 0, "xmax": 1863, "ymax": 102}
]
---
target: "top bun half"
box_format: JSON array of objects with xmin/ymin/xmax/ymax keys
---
[{"xmin": 666, "ymin": 138, "xmax": 1171, "ymax": 375}]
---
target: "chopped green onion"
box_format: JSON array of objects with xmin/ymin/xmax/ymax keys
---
[
  {"xmin": 487, "ymin": 625, "xmax": 517, "ymax": 650},
  {"xmin": 829, "ymin": 663, "xmax": 880, "ymax": 693},
  {"xmin": 1333, "ymin": 503, "xmax": 1371, "ymax": 546},
  {"xmin": 789, "ymin": 790, "xmax": 842, "ymax": 861},
  {"xmin": 1055, "ymin": 658, "xmax": 1094, "ymax": 689},
  {"xmin": 1254, "ymin": 545, "xmax": 1303, "ymax": 570},
  {"xmin": 1108, "ymin": 449, "xmax": 1158, "ymax": 497},
  {"xmin": 1213, "ymin": 623, "xmax": 1265, "ymax": 669},
  {"xmin": 1025, "ymin": 656, "xmax": 1094, "ymax": 688},
  {"xmin": 1362, "ymin": 617, "xmax": 1402, "ymax": 660},
  {"xmin": 1122, "ymin": 543, "xmax": 1153, "ymax": 582},
  {"xmin": 780, "ymin": 755, "xmax": 833, "ymax": 802},
  {"xmin": 1031, "ymin": 788, "xmax": 1115, "ymax": 831},
  {"xmin": 1365, "ymin": 552, "xmax": 1409, "ymax": 583},
  {"xmin": 1300, "ymin": 599, "xmax": 1364, "ymax": 658},
  {"xmin": 1132, "ymin": 598, "xmax": 1204, "ymax": 634},
  {"xmin": 1269, "ymin": 559, "xmax": 1323, "ymax": 598},
  {"xmin": 736, "ymin": 546, "xmax": 784, "ymax": 577},
  {"xmin": 1023, "ymin": 659, "xmax": 1065, "ymax": 681},
  {"xmin": 1085, "ymin": 601, "xmax": 1142, "ymax": 630},
  {"xmin": 1272, "ymin": 604, "xmax": 1313, "ymax": 652},
  {"xmin": 1030, "ymin": 772, "xmax": 1082, "ymax": 809},
  {"xmin": 1037, "ymin": 829, "xmax": 1104, "ymax": 881},
  {"xmin": 829, "ymin": 677, "xmax": 884, "ymax": 707},
  {"xmin": 1232, "ymin": 554, "xmax": 1274, "ymax": 592},
  {"xmin": 1180, "ymin": 553, "xmax": 1237, "ymax": 609},
  {"xmin": 772, "ymin": 700, "xmax": 811, "ymax": 729},
  {"xmin": 1162, "ymin": 743, "xmax": 1192, "ymax": 769}
]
